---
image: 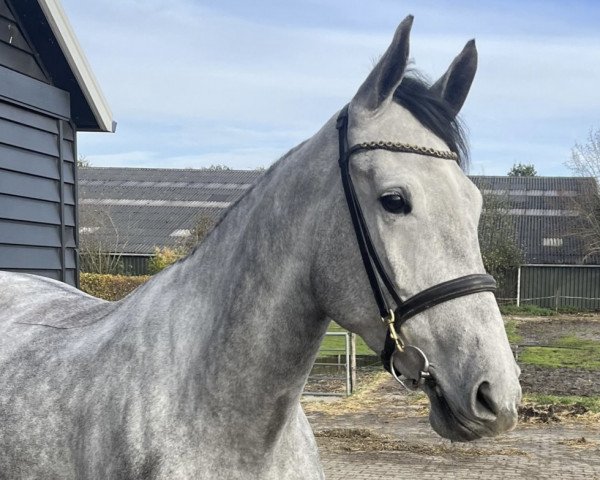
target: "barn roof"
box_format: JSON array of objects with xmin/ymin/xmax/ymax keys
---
[
  {"xmin": 79, "ymin": 168, "xmax": 599, "ymax": 264},
  {"xmin": 78, "ymin": 167, "xmax": 262, "ymax": 254},
  {"xmin": 470, "ymin": 176, "xmax": 599, "ymax": 265},
  {"xmin": 10, "ymin": 0, "xmax": 114, "ymax": 132}
]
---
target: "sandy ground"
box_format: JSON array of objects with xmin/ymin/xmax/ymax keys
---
[{"xmin": 304, "ymin": 375, "xmax": 600, "ymax": 479}]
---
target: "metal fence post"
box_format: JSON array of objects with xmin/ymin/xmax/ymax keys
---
[
  {"xmin": 516, "ymin": 266, "xmax": 521, "ymax": 306},
  {"xmin": 344, "ymin": 333, "xmax": 351, "ymax": 396},
  {"xmin": 349, "ymin": 333, "xmax": 357, "ymax": 394}
]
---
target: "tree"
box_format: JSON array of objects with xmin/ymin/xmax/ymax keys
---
[
  {"xmin": 146, "ymin": 216, "xmax": 217, "ymax": 274},
  {"xmin": 478, "ymin": 188, "xmax": 524, "ymax": 297},
  {"xmin": 178, "ymin": 215, "xmax": 216, "ymax": 254},
  {"xmin": 507, "ymin": 163, "xmax": 537, "ymax": 177},
  {"xmin": 564, "ymin": 128, "xmax": 600, "ymax": 261},
  {"xmin": 567, "ymin": 128, "xmax": 600, "ymax": 180},
  {"xmin": 78, "ymin": 205, "xmax": 130, "ymax": 274},
  {"xmin": 203, "ymin": 165, "xmax": 231, "ymax": 171},
  {"xmin": 147, "ymin": 247, "xmax": 183, "ymax": 274},
  {"xmin": 77, "ymin": 155, "xmax": 92, "ymax": 167}
]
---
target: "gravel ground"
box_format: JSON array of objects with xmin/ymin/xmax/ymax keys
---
[{"xmin": 305, "ymin": 376, "xmax": 600, "ymax": 479}]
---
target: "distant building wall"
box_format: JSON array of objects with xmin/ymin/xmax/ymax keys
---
[
  {"xmin": 518, "ymin": 265, "xmax": 600, "ymax": 311},
  {"xmin": 118, "ymin": 255, "xmax": 150, "ymax": 276}
]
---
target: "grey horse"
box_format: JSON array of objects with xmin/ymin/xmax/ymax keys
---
[{"xmin": 0, "ymin": 16, "xmax": 521, "ymax": 480}]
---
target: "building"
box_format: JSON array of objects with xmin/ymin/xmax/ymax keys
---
[
  {"xmin": 470, "ymin": 175, "xmax": 600, "ymax": 309},
  {"xmin": 78, "ymin": 167, "xmax": 262, "ymax": 274},
  {"xmin": 470, "ymin": 176, "xmax": 598, "ymax": 265},
  {"xmin": 79, "ymin": 169, "xmax": 600, "ymax": 309},
  {"xmin": 0, "ymin": 0, "xmax": 114, "ymax": 286}
]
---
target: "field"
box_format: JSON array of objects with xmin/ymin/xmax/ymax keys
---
[
  {"xmin": 319, "ymin": 323, "xmax": 374, "ymax": 357},
  {"xmin": 513, "ymin": 314, "xmax": 600, "ymax": 397}
]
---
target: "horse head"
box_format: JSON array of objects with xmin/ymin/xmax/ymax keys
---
[{"xmin": 313, "ymin": 16, "xmax": 521, "ymax": 442}]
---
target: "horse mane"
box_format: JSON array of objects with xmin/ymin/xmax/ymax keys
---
[
  {"xmin": 394, "ymin": 73, "xmax": 470, "ymax": 170},
  {"xmin": 181, "ymin": 141, "xmax": 308, "ymax": 260}
]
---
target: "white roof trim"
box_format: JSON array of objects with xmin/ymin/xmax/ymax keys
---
[{"xmin": 37, "ymin": 0, "xmax": 114, "ymax": 132}]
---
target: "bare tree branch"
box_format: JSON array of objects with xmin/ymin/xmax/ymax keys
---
[
  {"xmin": 565, "ymin": 128, "xmax": 600, "ymax": 261},
  {"xmin": 78, "ymin": 205, "xmax": 132, "ymax": 274},
  {"xmin": 478, "ymin": 186, "xmax": 523, "ymax": 297}
]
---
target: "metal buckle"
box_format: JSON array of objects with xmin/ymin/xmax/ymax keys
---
[
  {"xmin": 382, "ymin": 311, "xmax": 431, "ymax": 391},
  {"xmin": 381, "ymin": 310, "xmax": 404, "ymax": 352}
]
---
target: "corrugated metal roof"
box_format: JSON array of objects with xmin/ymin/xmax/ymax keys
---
[
  {"xmin": 78, "ymin": 167, "xmax": 261, "ymax": 254},
  {"xmin": 470, "ymin": 175, "xmax": 599, "ymax": 265},
  {"xmin": 78, "ymin": 168, "xmax": 599, "ymax": 264}
]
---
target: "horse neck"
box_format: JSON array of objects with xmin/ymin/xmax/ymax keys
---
[{"xmin": 121, "ymin": 117, "xmax": 338, "ymax": 424}]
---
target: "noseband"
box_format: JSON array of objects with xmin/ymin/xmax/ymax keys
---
[{"xmin": 336, "ymin": 105, "xmax": 496, "ymax": 389}]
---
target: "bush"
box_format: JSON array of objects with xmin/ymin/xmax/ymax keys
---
[
  {"xmin": 147, "ymin": 247, "xmax": 183, "ymax": 275},
  {"xmin": 80, "ymin": 273, "xmax": 150, "ymax": 301}
]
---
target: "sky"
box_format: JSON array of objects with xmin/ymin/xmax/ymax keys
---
[{"xmin": 61, "ymin": 0, "xmax": 600, "ymax": 176}]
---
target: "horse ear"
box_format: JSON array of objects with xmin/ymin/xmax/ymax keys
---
[
  {"xmin": 430, "ymin": 39, "xmax": 478, "ymax": 117},
  {"xmin": 352, "ymin": 15, "xmax": 413, "ymax": 112}
]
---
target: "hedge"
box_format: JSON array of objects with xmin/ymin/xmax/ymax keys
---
[{"xmin": 80, "ymin": 273, "xmax": 150, "ymax": 301}]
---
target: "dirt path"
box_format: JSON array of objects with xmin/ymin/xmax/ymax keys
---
[
  {"xmin": 304, "ymin": 375, "xmax": 600, "ymax": 479},
  {"xmin": 509, "ymin": 314, "xmax": 600, "ymax": 396},
  {"xmin": 512, "ymin": 314, "xmax": 600, "ymax": 344}
]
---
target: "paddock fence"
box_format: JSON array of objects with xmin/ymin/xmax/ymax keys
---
[{"xmin": 304, "ymin": 332, "xmax": 357, "ymax": 397}]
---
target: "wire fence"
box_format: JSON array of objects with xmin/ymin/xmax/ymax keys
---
[
  {"xmin": 304, "ymin": 332, "xmax": 356, "ymax": 397},
  {"xmin": 496, "ymin": 265, "xmax": 600, "ymax": 311},
  {"xmin": 497, "ymin": 294, "xmax": 600, "ymax": 310}
]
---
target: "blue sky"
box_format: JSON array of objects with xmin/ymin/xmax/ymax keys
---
[{"xmin": 62, "ymin": 0, "xmax": 600, "ymax": 176}]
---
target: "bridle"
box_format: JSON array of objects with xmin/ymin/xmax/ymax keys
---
[{"xmin": 336, "ymin": 104, "xmax": 497, "ymax": 390}]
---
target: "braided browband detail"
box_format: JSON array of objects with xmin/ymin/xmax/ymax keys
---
[{"xmin": 349, "ymin": 141, "xmax": 458, "ymax": 161}]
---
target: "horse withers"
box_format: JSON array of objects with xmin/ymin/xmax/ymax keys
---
[{"xmin": 0, "ymin": 16, "xmax": 520, "ymax": 480}]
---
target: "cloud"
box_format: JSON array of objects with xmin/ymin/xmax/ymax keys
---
[
  {"xmin": 87, "ymin": 147, "xmax": 284, "ymax": 170},
  {"xmin": 65, "ymin": 0, "xmax": 600, "ymax": 176}
]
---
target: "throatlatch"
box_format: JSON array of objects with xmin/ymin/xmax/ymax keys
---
[{"xmin": 336, "ymin": 105, "xmax": 497, "ymax": 390}]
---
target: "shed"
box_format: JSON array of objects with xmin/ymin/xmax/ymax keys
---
[
  {"xmin": 470, "ymin": 175, "xmax": 600, "ymax": 309},
  {"xmin": 0, "ymin": 0, "xmax": 114, "ymax": 286},
  {"xmin": 470, "ymin": 176, "xmax": 598, "ymax": 265},
  {"xmin": 78, "ymin": 167, "xmax": 262, "ymax": 274}
]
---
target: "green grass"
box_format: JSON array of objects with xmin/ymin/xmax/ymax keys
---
[
  {"xmin": 524, "ymin": 394, "xmax": 600, "ymax": 413},
  {"xmin": 500, "ymin": 304, "xmax": 556, "ymax": 316},
  {"xmin": 520, "ymin": 335, "xmax": 600, "ymax": 370},
  {"xmin": 504, "ymin": 319, "xmax": 523, "ymax": 343},
  {"xmin": 320, "ymin": 323, "xmax": 375, "ymax": 357}
]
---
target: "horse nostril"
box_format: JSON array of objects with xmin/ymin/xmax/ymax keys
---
[{"xmin": 475, "ymin": 381, "xmax": 499, "ymax": 418}]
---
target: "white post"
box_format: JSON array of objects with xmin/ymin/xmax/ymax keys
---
[
  {"xmin": 349, "ymin": 333, "xmax": 357, "ymax": 394},
  {"xmin": 344, "ymin": 333, "xmax": 351, "ymax": 396},
  {"xmin": 516, "ymin": 266, "xmax": 522, "ymax": 306}
]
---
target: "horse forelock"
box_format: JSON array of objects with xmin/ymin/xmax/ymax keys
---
[{"xmin": 394, "ymin": 72, "xmax": 469, "ymax": 170}]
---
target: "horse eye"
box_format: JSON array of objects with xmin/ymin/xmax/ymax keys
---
[{"xmin": 380, "ymin": 193, "xmax": 411, "ymax": 214}]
